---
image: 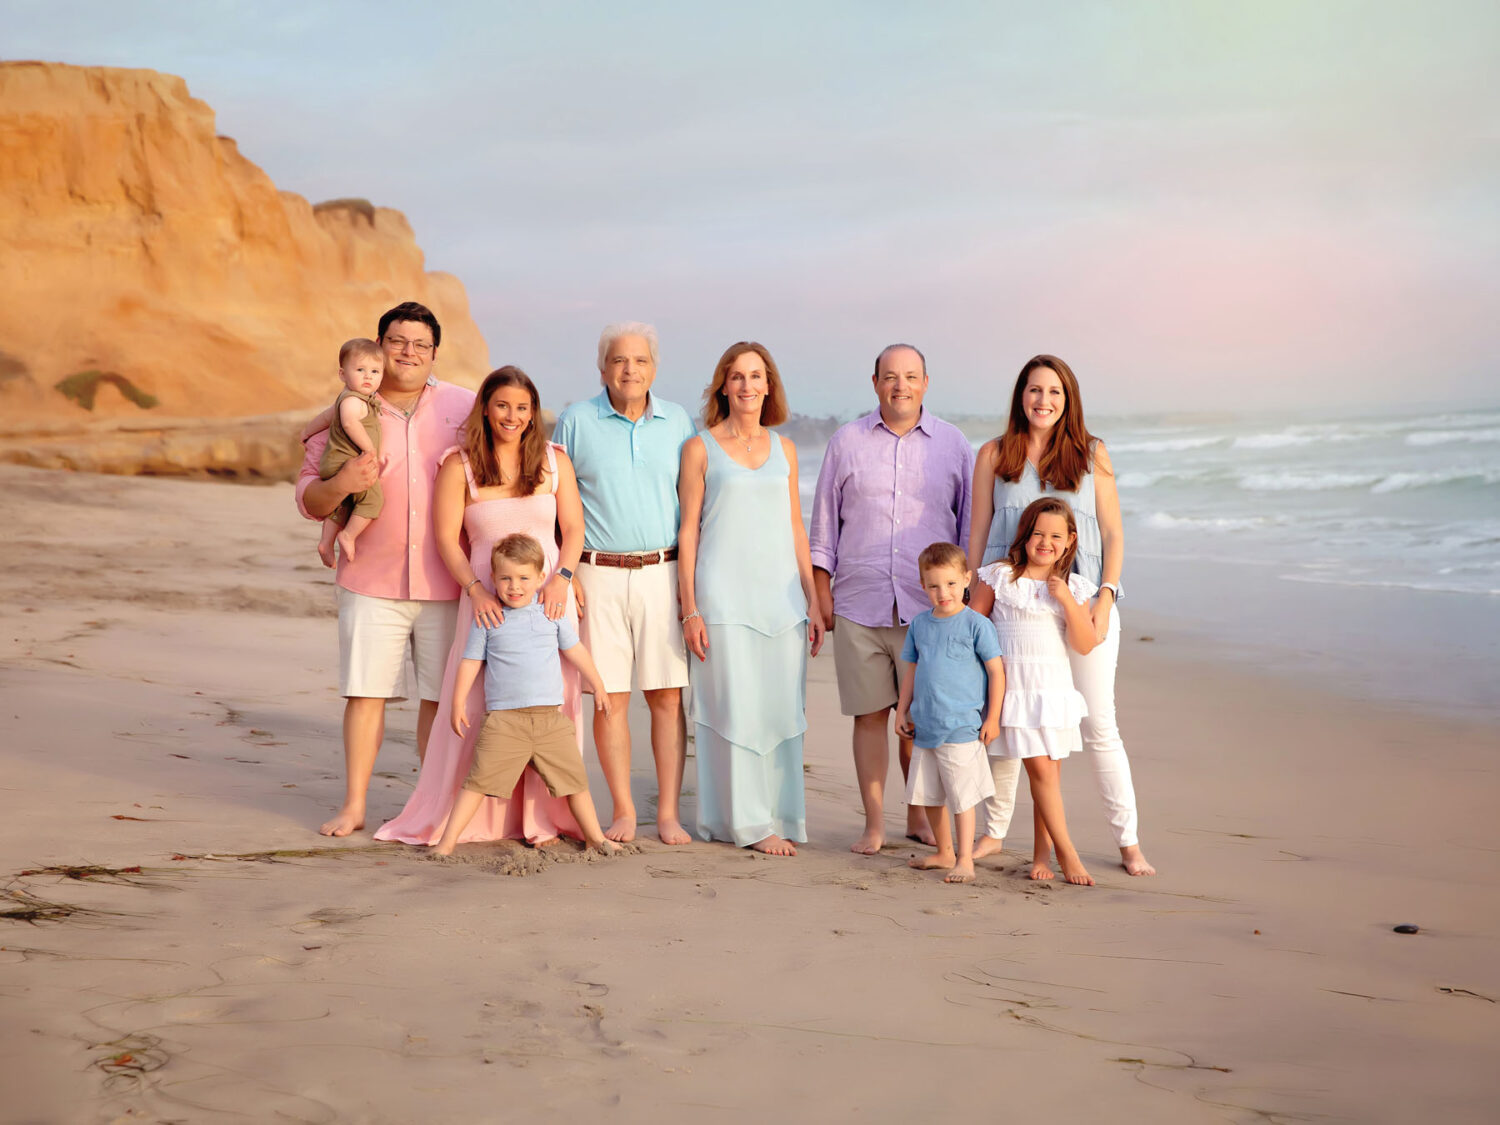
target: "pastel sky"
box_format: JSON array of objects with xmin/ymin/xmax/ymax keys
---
[{"xmin": 10, "ymin": 1, "xmax": 1499, "ymax": 417}]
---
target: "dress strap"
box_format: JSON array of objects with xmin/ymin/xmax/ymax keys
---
[
  {"xmin": 440, "ymin": 445, "xmax": 479, "ymax": 500},
  {"xmin": 545, "ymin": 442, "xmax": 559, "ymax": 495}
]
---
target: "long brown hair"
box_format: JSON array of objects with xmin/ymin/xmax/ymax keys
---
[
  {"xmin": 702, "ymin": 341, "xmax": 790, "ymax": 428},
  {"xmin": 463, "ymin": 366, "xmax": 548, "ymax": 494},
  {"xmin": 993, "ymin": 354, "xmax": 1095, "ymax": 493},
  {"xmin": 1005, "ymin": 497, "xmax": 1079, "ymax": 582}
]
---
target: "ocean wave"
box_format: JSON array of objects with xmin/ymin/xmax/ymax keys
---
[
  {"xmin": 1231, "ymin": 432, "xmax": 1320, "ymax": 450},
  {"xmin": 1370, "ymin": 469, "xmax": 1500, "ymax": 493},
  {"xmin": 1237, "ymin": 470, "xmax": 1382, "ymax": 491},
  {"xmin": 1142, "ymin": 512, "xmax": 1266, "ymax": 532},
  {"xmin": 1109, "ymin": 435, "xmax": 1225, "ymax": 454},
  {"xmin": 1281, "ymin": 573, "xmax": 1500, "ymax": 597},
  {"xmin": 1405, "ymin": 427, "xmax": 1500, "ymax": 446}
]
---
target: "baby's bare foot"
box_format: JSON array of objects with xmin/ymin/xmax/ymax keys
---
[
  {"xmin": 1121, "ymin": 845, "xmax": 1156, "ymax": 876},
  {"xmin": 909, "ymin": 853, "xmax": 956, "ymax": 871},
  {"xmin": 944, "ymin": 860, "xmax": 975, "ymax": 884},
  {"xmin": 317, "ymin": 538, "xmax": 337, "ymax": 568},
  {"xmin": 750, "ymin": 834, "xmax": 797, "ymax": 857},
  {"xmin": 973, "ymin": 835, "xmax": 1004, "ymax": 860}
]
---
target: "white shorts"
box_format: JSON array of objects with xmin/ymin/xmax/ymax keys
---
[
  {"xmin": 577, "ymin": 560, "xmax": 689, "ymax": 695},
  {"xmin": 905, "ymin": 740, "xmax": 996, "ymax": 815},
  {"xmin": 337, "ymin": 588, "xmax": 456, "ymax": 702}
]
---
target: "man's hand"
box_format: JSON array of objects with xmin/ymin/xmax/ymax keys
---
[{"xmin": 335, "ymin": 450, "xmax": 380, "ymax": 495}]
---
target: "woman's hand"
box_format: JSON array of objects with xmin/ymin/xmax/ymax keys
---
[
  {"xmin": 573, "ymin": 574, "xmax": 587, "ymax": 619},
  {"xmin": 808, "ymin": 615, "xmax": 825, "ymax": 657},
  {"xmin": 470, "ymin": 582, "xmax": 505, "ymax": 628},
  {"xmin": 683, "ymin": 614, "xmax": 709, "ymax": 661},
  {"xmin": 539, "ymin": 573, "xmax": 569, "ymax": 621}
]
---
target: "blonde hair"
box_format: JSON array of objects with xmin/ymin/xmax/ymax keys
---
[
  {"xmin": 339, "ymin": 337, "xmax": 382, "ymax": 368},
  {"xmin": 491, "ymin": 533, "xmax": 546, "ymax": 575},
  {"xmin": 702, "ymin": 341, "xmax": 790, "ymax": 428}
]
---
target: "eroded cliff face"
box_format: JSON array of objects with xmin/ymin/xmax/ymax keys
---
[{"xmin": 0, "ymin": 62, "xmax": 489, "ymax": 449}]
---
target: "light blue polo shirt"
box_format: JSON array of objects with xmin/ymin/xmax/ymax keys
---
[
  {"xmin": 552, "ymin": 389, "xmax": 696, "ymax": 553},
  {"xmin": 462, "ymin": 604, "xmax": 581, "ymax": 712},
  {"xmin": 900, "ymin": 607, "xmax": 1003, "ymax": 749}
]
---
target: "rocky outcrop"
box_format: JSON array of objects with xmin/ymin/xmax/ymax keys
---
[{"xmin": 0, "ymin": 62, "xmax": 491, "ymax": 474}]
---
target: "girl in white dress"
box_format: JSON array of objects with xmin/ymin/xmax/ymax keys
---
[{"xmin": 976, "ymin": 497, "xmax": 1102, "ymax": 886}]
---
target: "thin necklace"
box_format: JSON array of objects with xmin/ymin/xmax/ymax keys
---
[{"xmin": 726, "ymin": 423, "xmax": 763, "ymax": 453}]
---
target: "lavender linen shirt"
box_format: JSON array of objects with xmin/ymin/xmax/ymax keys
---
[{"xmin": 809, "ymin": 409, "xmax": 974, "ymax": 628}]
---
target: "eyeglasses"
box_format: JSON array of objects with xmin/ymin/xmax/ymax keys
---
[{"xmin": 384, "ymin": 336, "xmax": 434, "ymax": 355}]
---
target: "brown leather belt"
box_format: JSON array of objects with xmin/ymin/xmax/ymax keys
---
[{"xmin": 579, "ymin": 547, "xmax": 678, "ymax": 569}]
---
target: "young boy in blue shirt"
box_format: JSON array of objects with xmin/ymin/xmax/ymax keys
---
[
  {"xmin": 434, "ymin": 533, "xmax": 621, "ymax": 857},
  {"xmin": 894, "ymin": 542, "xmax": 1005, "ymax": 884}
]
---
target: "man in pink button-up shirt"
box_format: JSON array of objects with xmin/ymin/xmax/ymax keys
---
[{"xmin": 297, "ymin": 301, "xmax": 474, "ymax": 836}]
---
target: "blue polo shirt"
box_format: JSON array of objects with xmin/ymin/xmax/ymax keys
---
[
  {"xmin": 900, "ymin": 607, "xmax": 1002, "ymax": 749},
  {"xmin": 552, "ymin": 389, "xmax": 696, "ymax": 553},
  {"xmin": 462, "ymin": 604, "xmax": 580, "ymax": 711}
]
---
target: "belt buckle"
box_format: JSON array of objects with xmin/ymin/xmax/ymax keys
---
[{"xmin": 624, "ymin": 553, "xmax": 644, "ymax": 569}]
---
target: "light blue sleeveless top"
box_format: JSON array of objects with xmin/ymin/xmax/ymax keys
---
[
  {"xmin": 981, "ymin": 449, "xmax": 1103, "ymax": 586},
  {"xmin": 695, "ymin": 432, "xmax": 806, "ymax": 634}
]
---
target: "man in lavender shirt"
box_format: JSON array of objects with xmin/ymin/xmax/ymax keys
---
[{"xmin": 809, "ymin": 344, "xmax": 974, "ymax": 855}]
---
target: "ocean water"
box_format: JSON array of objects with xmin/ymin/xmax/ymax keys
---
[{"xmin": 793, "ymin": 406, "xmax": 1500, "ymax": 718}]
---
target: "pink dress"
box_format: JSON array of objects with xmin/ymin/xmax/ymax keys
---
[{"xmin": 374, "ymin": 444, "xmax": 583, "ymax": 844}]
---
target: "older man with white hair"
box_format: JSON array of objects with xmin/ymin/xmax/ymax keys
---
[{"xmin": 553, "ymin": 322, "xmax": 697, "ymax": 845}]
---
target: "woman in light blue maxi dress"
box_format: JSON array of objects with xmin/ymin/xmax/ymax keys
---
[{"xmin": 677, "ymin": 342, "xmax": 825, "ymax": 855}]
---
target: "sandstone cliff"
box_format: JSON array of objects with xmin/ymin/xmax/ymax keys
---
[{"xmin": 0, "ymin": 62, "xmax": 491, "ymax": 475}]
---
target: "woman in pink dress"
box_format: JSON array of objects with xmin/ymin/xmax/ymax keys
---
[{"xmin": 376, "ymin": 366, "xmax": 585, "ymax": 845}]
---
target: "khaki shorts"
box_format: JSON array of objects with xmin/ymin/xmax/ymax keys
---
[
  {"xmin": 905, "ymin": 740, "xmax": 996, "ymax": 815},
  {"xmin": 337, "ymin": 588, "xmax": 455, "ymax": 702},
  {"xmin": 577, "ymin": 560, "xmax": 689, "ymax": 694},
  {"xmin": 832, "ymin": 614, "xmax": 911, "ymax": 717},
  {"xmin": 464, "ymin": 706, "xmax": 588, "ymax": 798}
]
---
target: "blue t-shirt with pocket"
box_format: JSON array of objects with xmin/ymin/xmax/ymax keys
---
[
  {"xmin": 462, "ymin": 603, "xmax": 580, "ymax": 711},
  {"xmin": 900, "ymin": 607, "xmax": 1002, "ymax": 749}
]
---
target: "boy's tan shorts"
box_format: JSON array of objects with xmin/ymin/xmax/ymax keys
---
[
  {"xmin": 464, "ymin": 706, "xmax": 588, "ymax": 799},
  {"xmin": 832, "ymin": 614, "xmax": 911, "ymax": 717}
]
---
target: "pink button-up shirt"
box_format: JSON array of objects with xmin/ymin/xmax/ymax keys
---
[{"xmin": 297, "ymin": 377, "xmax": 474, "ymax": 601}]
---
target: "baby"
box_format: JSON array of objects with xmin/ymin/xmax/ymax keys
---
[
  {"xmin": 894, "ymin": 541, "xmax": 1005, "ymax": 884},
  {"xmin": 301, "ymin": 338, "xmax": 386, "ymax": 567},
  {"xmin": 434, "ymin": 533, "xmax": 621, "ymax": 856}
]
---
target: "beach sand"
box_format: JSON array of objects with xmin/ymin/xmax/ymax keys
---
[{"xmin": 2, "ymin": 464, "xmax": 1497, "ymax": 1123}]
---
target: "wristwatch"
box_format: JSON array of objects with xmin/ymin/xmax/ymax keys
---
[
  {"xmin": 1100, "ymin": 582, "xmax": 1122, "ymax": 602},
  {"xmin": 558, "ymin": 566, "xmax": 574, "ymax": 580}
]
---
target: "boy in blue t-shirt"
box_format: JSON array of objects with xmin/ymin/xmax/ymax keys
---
[
  {"xmin": 894, "ymin": 542, "xmax": 1004, "ymax": 884},
  {"xmin": 434, "ymin": 533, "xmax": 620, "ymax": 857}
]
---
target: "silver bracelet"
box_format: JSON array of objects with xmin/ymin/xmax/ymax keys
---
[{"xmin": 680, "ymin": 610, "xmax": 702, "ymax": 625}]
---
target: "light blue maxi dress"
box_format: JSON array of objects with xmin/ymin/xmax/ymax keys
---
[{"xmin": 688, "ymin": 432, "xmax": 808, "ymax": 846}]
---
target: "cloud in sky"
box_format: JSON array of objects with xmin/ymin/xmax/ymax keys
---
[{"xmin": 10, "ymin": 0, "xmax": 1498, "ymax": 416}]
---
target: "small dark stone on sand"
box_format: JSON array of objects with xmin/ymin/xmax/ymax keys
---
[
  {"xmin": 1138, "ymin": 635, "xmax": 1155, "ymax": 642},
  {"xmin": 1394, "ymin": 924, "xmax": 1420, "ymax": 934}
]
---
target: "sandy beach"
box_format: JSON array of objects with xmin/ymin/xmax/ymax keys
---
[{"xmin": 3, "ymin": 463, "xmax": 1498, "ymax": 1124}]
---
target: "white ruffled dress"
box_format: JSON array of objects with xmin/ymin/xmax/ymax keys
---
[{"xmin": 976, "ymin": 564, "xmax": 1095, "ymax": 761}]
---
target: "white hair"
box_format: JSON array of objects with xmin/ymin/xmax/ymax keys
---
[{"xmin": 597, "ymin": 322, "xmax": 660, "ymax": 372}]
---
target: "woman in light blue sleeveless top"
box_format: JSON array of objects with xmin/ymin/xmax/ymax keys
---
[
  {"xmin": 676, "ymin": 342, "xmax": 826, "ymax": 855},
  {"xmin": 967, "ymin": 354, "xmax": 1156, "ymax": 877}
]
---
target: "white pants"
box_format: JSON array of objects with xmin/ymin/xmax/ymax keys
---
[{"xmin": 980, "ymin": 604, "xmax": 1140, "ymax": 848}]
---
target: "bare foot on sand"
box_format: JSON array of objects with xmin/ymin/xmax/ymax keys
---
[
  {"xmin": 909, "ymin": 853, "xmax": 955, "ymax": 871},
  {"xmin": 335, "ymin": 528, "xmax": 359, "ymax": 563},
  {"xmin": 432, "ymin": 841, "xmax": 455, "ymax": 857},
  {"xmin": 605, "ymin": 815, "xmax": 636, "ymax": 844},
  {"xmin": 973, "ymin": 835, "xmax": 1004, "ymax": 860},
  {"xmin": 590, "ymin": 838, "xmax": 624, "ymax": 856},
  {"xmin": 657, "ymin": 817, "xmax": 692, "ymax": 846},
  {"xmin": 534, "ymin": 836, "xmax": 564, "ymax": 849},
  {"xmin": 751, "ymin": 834, "xmax": 797, "ymax": 856},
  {"xmin": 319, "ymin": 806, "xmax": 364, "ymax": 837},
  {"xmin": 905, "ymin": 817, "xmax": 937, "ymax": 847},
  {"xmin": 944, "ymin": 861, "xmax": 975, "ymax": 884},
  {"xmin": 1029, "ymin": 859, "xmax": 1055, "ymax": 881},
  {"xmin": 1121, "ymin": 845, "xmax": 1156, "ymax": 876},
  {"xmin": 1061, "ymin": 856, "xmax": 1095, "ymax": 886},
  {"xmin": 850, "ymin": 828, "xmax": 884, "ymax": 855}
]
